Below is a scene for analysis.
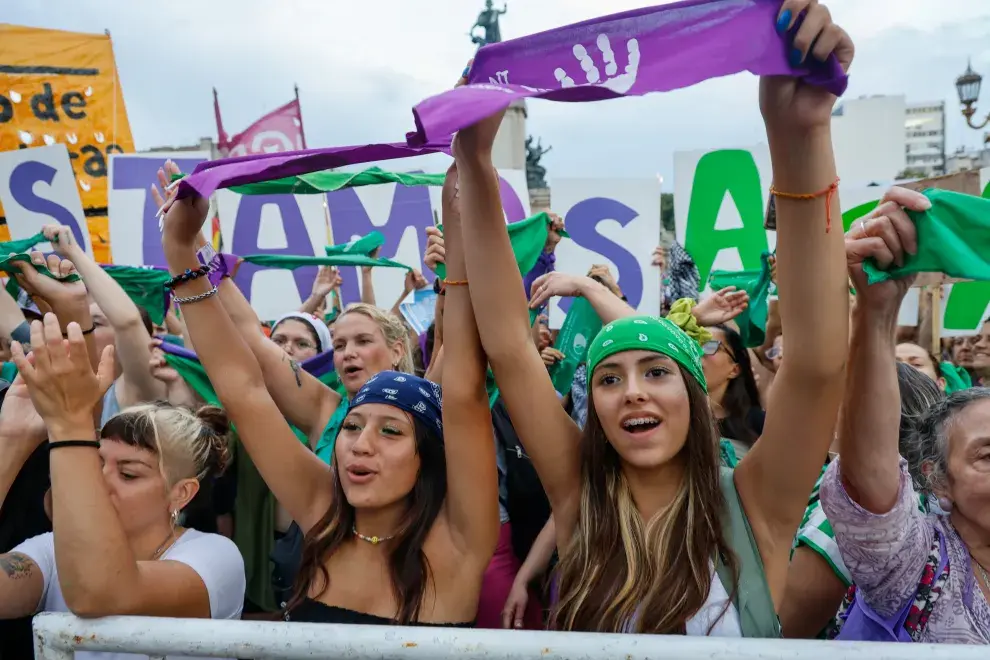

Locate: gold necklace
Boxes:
[352,526,394,545]
[151,529,179,560]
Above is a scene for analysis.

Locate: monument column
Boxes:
[491,99,527,172]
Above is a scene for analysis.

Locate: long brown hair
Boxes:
[551,365,738,634]
[285,419,447,622]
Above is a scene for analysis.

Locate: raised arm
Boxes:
[155,164,339,443]
[528,272,635,325]
[0,375,47,619]
[155,179,333,534]
[42,223,166,407]
[837,187,927,512]
[438,163,500,566]
[454,104,583,544]
[733,0,854,604]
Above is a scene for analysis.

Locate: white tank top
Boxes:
[624,562,742,636]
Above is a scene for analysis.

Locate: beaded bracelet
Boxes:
[166,265,210,290]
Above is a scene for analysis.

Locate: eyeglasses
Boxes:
[702,340,735,361]
[272,336,317,352]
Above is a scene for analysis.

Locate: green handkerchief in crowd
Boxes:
[102,266,172,325]
[435,212,566,281]
[324,231,385,257]
[0,232,45,254]
[241,253,410,271]
[863,189,990,285]
[230,167,445,195]
[707,252,772,348]
[548,297,602,395]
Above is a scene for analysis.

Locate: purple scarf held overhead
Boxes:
[175,140,452,201]
[407,0,848,145]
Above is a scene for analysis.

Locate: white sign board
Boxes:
[550,178,662,327]
[0,144,90,255]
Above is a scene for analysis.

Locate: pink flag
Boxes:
[215,89,307,157]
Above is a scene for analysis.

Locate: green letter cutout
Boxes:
[684,150,769,283]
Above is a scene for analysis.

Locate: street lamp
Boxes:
[956,60,990,137]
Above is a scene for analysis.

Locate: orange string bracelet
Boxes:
[443,279,469,286]
[769,177,840,233]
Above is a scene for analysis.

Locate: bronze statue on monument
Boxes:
[471,0,507,47]
[525,136,551,190]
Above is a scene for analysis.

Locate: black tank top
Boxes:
[289,600,474,627]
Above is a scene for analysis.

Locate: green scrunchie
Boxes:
[665,298,713,345]
[586,315,708,393]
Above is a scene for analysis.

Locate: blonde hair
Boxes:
[338,302,414,374]
[101,402,231,486]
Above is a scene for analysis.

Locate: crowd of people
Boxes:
[0,1,988,658]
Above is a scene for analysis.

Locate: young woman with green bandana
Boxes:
[453,0,854,636]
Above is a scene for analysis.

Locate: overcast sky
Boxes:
[7,0,990,187]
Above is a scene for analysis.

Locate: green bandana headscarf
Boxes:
[586,315,707,392]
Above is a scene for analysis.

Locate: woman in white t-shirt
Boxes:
[0,314,245,659]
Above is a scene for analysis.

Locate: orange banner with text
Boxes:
[0,24,135,262]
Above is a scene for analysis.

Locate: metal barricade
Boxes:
[32,612,986,660]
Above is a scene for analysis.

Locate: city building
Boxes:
[946,145,990,174]
[904,101,946,177]
[830,96,948,182]
[831,95,907,184]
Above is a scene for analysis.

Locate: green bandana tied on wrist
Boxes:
[586,315,708,393]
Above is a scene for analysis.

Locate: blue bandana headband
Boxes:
[351,371,443,436]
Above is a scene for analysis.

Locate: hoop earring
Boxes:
[170,509,180,528]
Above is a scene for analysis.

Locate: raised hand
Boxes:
[148,338,202,408]
[424,227,446,274]
[0,366,48,452]
[846,186,927,315]
[9,315,114,440]
[530,314,551,351]
[151,160,211,249]
[544,213,566,254]
[541,346,565,368]
[693,287,750,327]
[587,264,621,297]
[529,272,593,309]
[9,252,86,312]
[42,223,84,260]
[760,0,854,136]
[311,266,341,299]
[651,246,666,271]
[400,269,428,295]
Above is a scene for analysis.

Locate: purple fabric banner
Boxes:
[176,141,452,200]
[407,0,848,145]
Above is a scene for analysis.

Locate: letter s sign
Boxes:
[0,145,91,254]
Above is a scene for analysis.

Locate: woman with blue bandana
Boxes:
[453,0,853,637]
[156,145,500,626]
